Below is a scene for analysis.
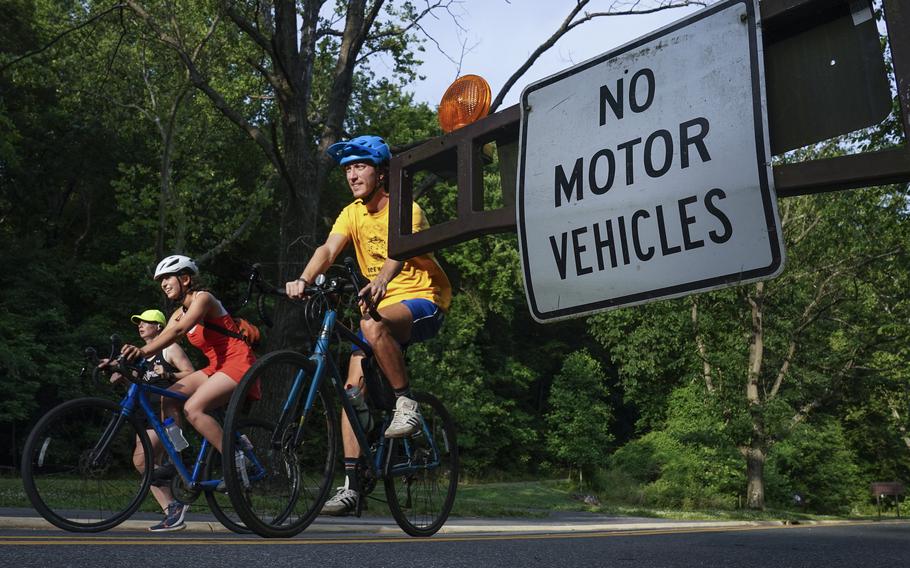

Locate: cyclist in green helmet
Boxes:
[101,308,194,530]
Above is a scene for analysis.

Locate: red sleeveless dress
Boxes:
[186,313,260,400]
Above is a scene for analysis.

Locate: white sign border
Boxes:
[516,0,783,323]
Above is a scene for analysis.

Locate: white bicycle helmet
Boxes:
[154,255,198,280]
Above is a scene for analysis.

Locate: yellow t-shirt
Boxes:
[330,200,452,311]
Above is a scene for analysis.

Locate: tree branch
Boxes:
[489,0,588,113]
[0,3,128,75]
[769,271,841,399]
[318,0,387,174]
[788,399,823,430]
[246,56,290,97]
[195,178,274,265]
[191,10,222,61]
[489,1,705,112]
[770,244,902,398]
[889,404,910,451]
[222,1,276,59]
[124,1,285,180]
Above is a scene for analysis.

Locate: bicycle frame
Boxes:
[279,300,442,483]
[99,379,265,491]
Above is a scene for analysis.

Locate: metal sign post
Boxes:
[517,0,784,323]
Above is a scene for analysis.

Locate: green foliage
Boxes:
[408,291,540,474]
[765,421,865,514]
[0,243,135,466]
[544,350,613,483]
[841,377,910,483]
[587,298,702,430]
[608,384,743,509]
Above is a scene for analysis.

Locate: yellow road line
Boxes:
[0,520,898,546]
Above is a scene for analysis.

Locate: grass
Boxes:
[0,476,224,515]
[0,475,898,522]
[452,480,580,518]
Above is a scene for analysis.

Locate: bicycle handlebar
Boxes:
[84,335,148,386]
[243,258,381,321]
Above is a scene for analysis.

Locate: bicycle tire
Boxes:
[222,350,338,538]
[384,392,459,537]
[21,397,153,532]
[204,417,275,534]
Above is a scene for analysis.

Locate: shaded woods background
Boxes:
[2,1,909,513]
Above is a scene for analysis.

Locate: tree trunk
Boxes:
[744,282,767,510]
[743,444,766,509]
[265,110,322,351]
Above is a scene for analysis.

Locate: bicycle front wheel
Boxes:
[223,350,338,538]
[21,397,152,532]
[384,392,459,537]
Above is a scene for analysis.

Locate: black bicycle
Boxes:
[20,340,269,533]
[220,261,459,538]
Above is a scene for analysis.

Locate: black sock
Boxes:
[344,458,361,493]
[393,385,412,399]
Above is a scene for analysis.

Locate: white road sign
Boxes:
[517,0,784,323]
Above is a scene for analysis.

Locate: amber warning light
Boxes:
[438,74,492,133]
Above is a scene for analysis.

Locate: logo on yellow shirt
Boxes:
[367,235,385,262]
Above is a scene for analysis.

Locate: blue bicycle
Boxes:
[220,261,459,538]
[21,340,271,533]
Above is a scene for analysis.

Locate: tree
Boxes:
[590,172,910,509]
[545,349,614,486]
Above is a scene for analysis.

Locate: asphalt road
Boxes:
[1,521,907,568]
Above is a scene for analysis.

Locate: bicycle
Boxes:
[220,260,459,538]
[20,339,270,533]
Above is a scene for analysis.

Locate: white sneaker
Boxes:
[384,396,422,438]
[321,485,359,516]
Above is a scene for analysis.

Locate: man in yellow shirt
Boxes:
[285,134,451,515]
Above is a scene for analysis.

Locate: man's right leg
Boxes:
[322,352,367,516]
[358,303,423,438]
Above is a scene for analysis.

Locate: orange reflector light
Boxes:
[438,74,492,133]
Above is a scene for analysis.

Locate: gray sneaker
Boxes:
[384,396,422,438]
[321,486,360,516]
[149,501,188,532]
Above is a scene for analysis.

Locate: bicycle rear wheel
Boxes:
[223,350,338,538]
[384,392,459,537]
[204,417,275,534]
[21,397,152,532]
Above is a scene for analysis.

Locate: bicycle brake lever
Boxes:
[356,295,382,322]
[345,257,381,321]
[109,334,121,359]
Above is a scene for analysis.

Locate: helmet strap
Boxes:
[173,275,192,304]
[362,169,388,205]
[363,185,380,205]
[362,181,381,206]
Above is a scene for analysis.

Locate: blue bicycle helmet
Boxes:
[326,135,391,166]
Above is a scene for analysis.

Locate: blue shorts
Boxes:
[352,298,445,352]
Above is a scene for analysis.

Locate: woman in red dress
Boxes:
[122,255,259,457]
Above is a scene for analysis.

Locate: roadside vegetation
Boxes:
[1,473,901,522]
